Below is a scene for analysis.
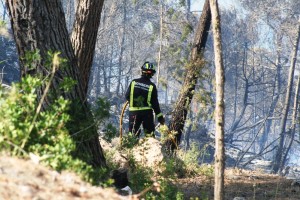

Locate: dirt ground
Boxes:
[176,168,300,200]
[0,155,122,200]
[1,155,299,200]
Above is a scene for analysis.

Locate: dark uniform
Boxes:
[125,62,164,137]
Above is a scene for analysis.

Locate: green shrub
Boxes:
[0,52,109,184]
[101,123,118,142]
[125,154,183,200]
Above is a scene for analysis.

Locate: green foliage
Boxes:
[92,97,110,121]
[179,0,186,7]
[145,178,184,200]
[153,0,159,5]
[67,97,110,142]
[0,20,5,27]
[157,125,178,146]
[121,132,139,149]
[45,51,67,70]
[167,8,175,17]
[198,164,214,178]
[123,153,183,200]
[59,77,77,92]
[0,74,99,181]
[160,143,213,179]
[0,51,109,185]
[179,143,214,177]
[161,156,188,178]
[129,163,154,192]
[102,123,117,142]
[0,76,68,160]
[23,50,41,71]
[181,23,193,42]
[0,20,9,38]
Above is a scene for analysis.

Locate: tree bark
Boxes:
[115,0,126,96]
[6,0,84,102]
[273,19,300,173]
[71,0,104,96]
[156,2,164,87]
[209,0,225,199]
[281,64,300,169]
[168,0,211,149]
[6,0,106,167]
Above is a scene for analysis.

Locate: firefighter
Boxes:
[125,61,165,137]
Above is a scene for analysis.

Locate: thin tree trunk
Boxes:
[209,0,225,199]
[168,0,211,149]
[273,19,300,173]
[281,69,300,170]
[156,2,163,87]
[116,0,127,96]
[260,35,283,152]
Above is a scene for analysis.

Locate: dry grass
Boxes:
[176,167,300,200]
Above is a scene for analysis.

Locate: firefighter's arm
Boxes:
[152,85,165,124]
[125,82,131,101]
[157,113,165,125]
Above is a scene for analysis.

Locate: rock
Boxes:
[131,137,164,168]
[99,137,128,168]
[233,197,246,200]
[120,186,132,195]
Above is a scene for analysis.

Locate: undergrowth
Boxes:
[0,52,111,185]
[103,134,214,199]
[1,50,214,198]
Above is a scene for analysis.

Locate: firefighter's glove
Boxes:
[158,115,165,125]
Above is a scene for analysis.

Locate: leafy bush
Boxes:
[0,52,107,183]
[101,123,118,143]
[125,154,183,200]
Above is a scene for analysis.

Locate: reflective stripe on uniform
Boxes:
[147,85,153,106]
[130,81,136,108]
[129,107,152,111]
[156,113,163,117]
[129,81,153,111]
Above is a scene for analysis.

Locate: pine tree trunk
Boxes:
[6,0,106,167]
[273,19,300,173]
[209,0,225,199]
[168,0,211,149]
[71,0,105,95]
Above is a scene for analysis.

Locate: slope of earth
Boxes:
[1,150,300,200]
[176,168,300,200]
[0,155,122,200]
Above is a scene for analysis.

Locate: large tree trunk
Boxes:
[6,0,106,167]
[168,0,211,149]
[209,0,225,199]
[273,20,300,173]
[71,0,104,96]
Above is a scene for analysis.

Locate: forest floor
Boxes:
[176,167,300,200]
[1,154,300,200]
